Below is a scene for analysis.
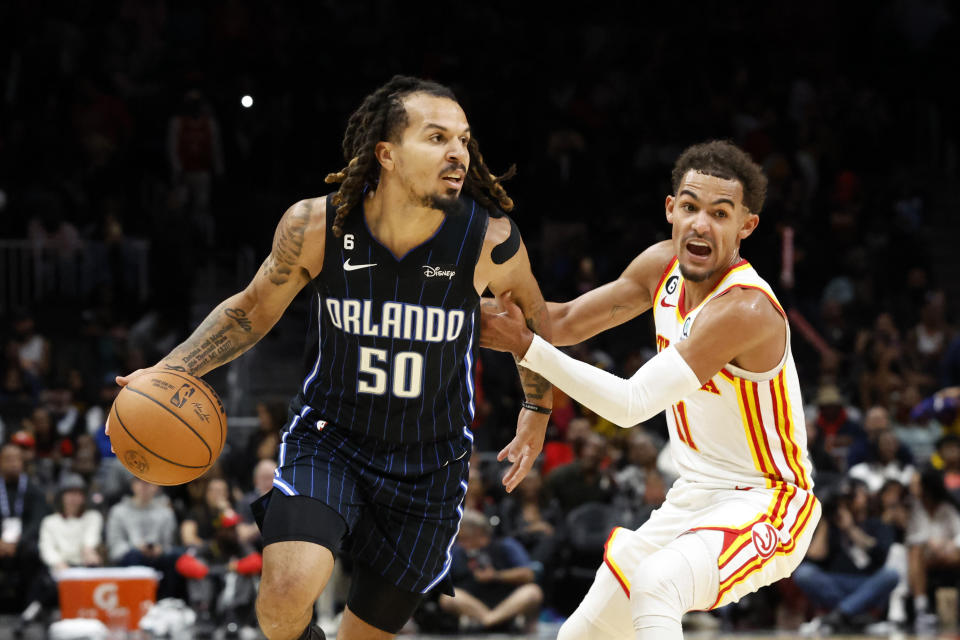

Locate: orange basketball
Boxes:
[108,370,227,486]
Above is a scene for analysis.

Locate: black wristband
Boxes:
[521,401,552,415]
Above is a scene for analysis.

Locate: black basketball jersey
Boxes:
[291,193,491,443]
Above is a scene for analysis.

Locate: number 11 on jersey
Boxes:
[357,346,424,399]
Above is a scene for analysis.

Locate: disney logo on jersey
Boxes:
[422,265,457,280]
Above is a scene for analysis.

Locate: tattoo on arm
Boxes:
[517,299,553,404]
[162,364,187,372]
[262,201,311,286]
[225,308,253,332]
[161,304,264,376]
[480,298,501,313]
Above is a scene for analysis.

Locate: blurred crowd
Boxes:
[2,0,959,637]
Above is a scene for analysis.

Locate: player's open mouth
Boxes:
[686,239,712,258]
[441,172,463,189]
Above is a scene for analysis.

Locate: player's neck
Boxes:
[364,188,445,257]
[682,251,742,309]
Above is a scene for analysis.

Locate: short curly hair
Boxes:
[671,140,768,214]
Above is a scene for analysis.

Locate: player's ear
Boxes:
[375,142,395,171]
[738,211,759,240]
[665,195,675,225]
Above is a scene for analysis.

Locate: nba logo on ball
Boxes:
[751,522,779,559]
[170,384,196,408]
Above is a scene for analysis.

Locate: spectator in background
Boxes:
[9,311,50,380]
[106,476,180,599]
[25,473,103,623]
[795,481,900,634]
[937,435,960,505]
[847,406,913,468]
[236,458,276,547]
[848,430,916,494]
[498,469,560,566]
[0,442,50,615]
[38,473,102,571]
[810,384,863,471]
[440,509,543,633]
[544,431,614,513]
[227,400,283,489]
[464,465,498,524]
[856,313,907,415]
[0,359,39,433]
[906,292,952,383]
[174,508,262,633]
[906,469,960,631]
[614,430,668,515]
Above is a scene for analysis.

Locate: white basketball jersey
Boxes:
[652,257,813,492]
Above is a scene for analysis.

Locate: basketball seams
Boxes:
[112,403,210,471]
[121,386,214,465]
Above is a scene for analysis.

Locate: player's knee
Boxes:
[557,612,596,640]
[256,578,316,636]
[629,549,695,620]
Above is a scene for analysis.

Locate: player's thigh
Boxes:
[353,446,470,594]
[260,540,335,609]
[558,563,634,640]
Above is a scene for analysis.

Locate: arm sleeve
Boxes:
[519,336,702,427]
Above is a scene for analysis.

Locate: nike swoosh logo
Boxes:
[343,258,377,271]
[660,298,676,308]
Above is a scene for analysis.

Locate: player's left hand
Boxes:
[498,409,548,493]
[479,292,534,358]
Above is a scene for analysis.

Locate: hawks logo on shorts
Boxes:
[750,522,779,559]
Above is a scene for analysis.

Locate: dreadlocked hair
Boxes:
[324,75,515,236]
[464,137,515,215]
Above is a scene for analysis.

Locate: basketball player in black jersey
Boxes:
[113,76,552,640]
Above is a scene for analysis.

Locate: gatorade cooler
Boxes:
[56,566,159,629]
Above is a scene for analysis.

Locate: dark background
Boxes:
[2,0,960,630]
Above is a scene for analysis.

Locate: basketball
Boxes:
[108,370,227,486]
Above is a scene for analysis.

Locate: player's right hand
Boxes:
[109,366,165,439]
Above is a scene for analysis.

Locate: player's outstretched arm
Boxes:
[476,216,552,493]
[117,198,326,385]
[482,287,784,427]
[485,240,672,347]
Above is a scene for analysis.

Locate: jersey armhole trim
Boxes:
[652,256,679,304]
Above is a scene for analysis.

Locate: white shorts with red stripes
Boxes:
[603,479,820,611]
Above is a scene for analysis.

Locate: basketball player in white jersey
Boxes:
[481,140,821,639]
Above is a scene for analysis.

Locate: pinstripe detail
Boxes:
[464,314,476,420]
[301,293,324,395]
[422,479,469,593]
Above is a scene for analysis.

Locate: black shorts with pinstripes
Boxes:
[268,413,472,595]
